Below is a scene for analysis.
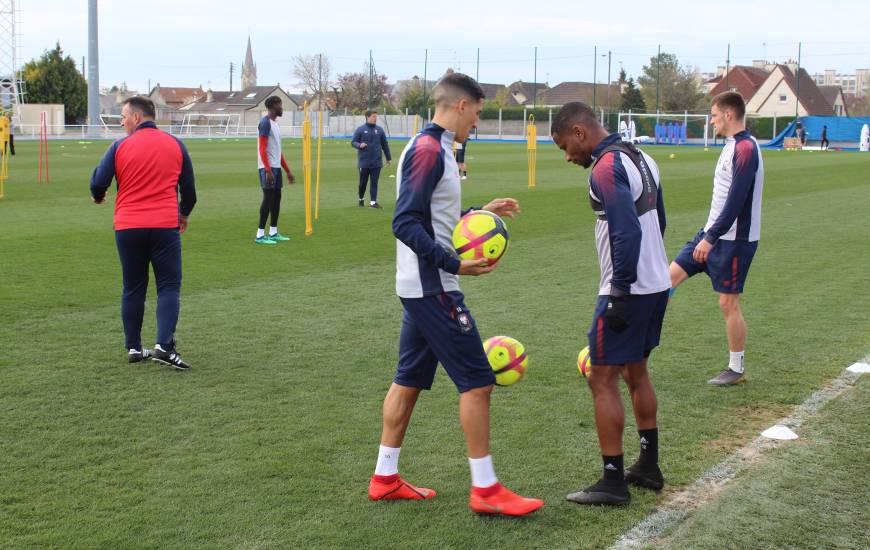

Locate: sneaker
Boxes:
[128,348,152,363]
[358,199,365,207]
[368,474,436,501]
[707,368,746,386]
[255,236,277,245]
[469,483,544,516]
[369,202,383,209]
[566,478,630,506]
[625,461,664,491]
[151,344,190,370]
[461,175,468,180]
[268,232,291,241]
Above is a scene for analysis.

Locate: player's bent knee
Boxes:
[718,293,740,314]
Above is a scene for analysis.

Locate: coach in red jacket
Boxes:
[90,96,197,370]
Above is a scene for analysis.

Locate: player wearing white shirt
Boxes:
[671,91,764,386]
[369,72,543,517]
[551,102,670,507]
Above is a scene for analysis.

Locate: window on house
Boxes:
[216,107,225,111]
[779,94,787,103]
[729,86,738,92]
[245,93,257,98]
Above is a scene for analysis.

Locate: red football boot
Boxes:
[368,474,436,501]
[469,483,544,516]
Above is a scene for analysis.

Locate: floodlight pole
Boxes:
[475,47,479,82]
[606,50,611,114]
[532,46,538,108]
[87,0,100,135]
[422,49,428,116]
[795,42,801,118]
[725,43,730,89]
[593,46,597,110]
[655,44,661,114]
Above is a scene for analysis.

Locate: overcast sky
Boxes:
[21,0,870,93]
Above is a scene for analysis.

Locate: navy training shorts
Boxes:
[674,229,758,294]
[587,290,669,366]
[395,291,495,393]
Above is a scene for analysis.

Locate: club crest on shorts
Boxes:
[456,309,473,333]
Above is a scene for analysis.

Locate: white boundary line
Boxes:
[610,354,869,550]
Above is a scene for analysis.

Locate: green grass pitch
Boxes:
[1,137,868,548]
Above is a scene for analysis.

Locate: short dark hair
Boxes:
[550,102,601,136]
[265,96,282,109]
[711,91,745,119]
[365,109,377,118]
[123,96,156,119]
[432,72,485,105]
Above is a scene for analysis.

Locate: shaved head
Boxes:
[432,72,485,107]
[551,102,601,137]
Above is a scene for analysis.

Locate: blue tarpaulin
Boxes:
[765,116,870,148]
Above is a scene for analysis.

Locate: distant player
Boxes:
[255,96,295,245]
[551,102,669,506]
[454,138,469,179]
[820,125,829,151]
[670,91,764,386]
[368,72,543,516]
[351,110,391,208]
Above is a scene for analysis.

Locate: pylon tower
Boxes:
[0,0,24,122]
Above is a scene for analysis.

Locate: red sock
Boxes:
[471,482,502,497]
[373,473,399,484]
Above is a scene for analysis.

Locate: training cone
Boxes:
[761,425,798,440]
[846,362,870,374]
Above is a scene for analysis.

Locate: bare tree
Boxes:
[292,54,331,103]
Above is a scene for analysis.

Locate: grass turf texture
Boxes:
[1,139,868,548]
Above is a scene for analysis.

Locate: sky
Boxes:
[19,0,870,94]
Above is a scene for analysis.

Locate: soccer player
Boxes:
[551,102,670,506]
[820,125,829,151]
[454,138,469,179]
[368,72,543,516]
[670,91,764,386]
[90,96,196,369]
[351,110,391,208]
[255,96,295,245]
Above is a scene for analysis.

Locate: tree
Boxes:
[637,52,705,113]
[334,70,389,112]
[292,54,331,105]
[400,86,434,116]
[620,77,646,112]
[21,43,87,123]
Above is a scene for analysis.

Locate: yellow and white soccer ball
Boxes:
[483,336,528,386]
[577,346,592,378]
[452,210,509,266]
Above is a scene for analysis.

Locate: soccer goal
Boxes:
[177,113,242,137]
[617,112,710,147]
[99,114,124,136]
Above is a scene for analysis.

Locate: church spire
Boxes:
[242,36,257,89]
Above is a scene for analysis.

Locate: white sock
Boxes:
[469,455,498,488]
[729,351,745,373]
[269,226,278,236]
[374,445,401,476]
[256,228,265,238]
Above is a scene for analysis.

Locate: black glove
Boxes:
[605,295,629,333]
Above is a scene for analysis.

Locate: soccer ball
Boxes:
[577,346,592,378]
[483,336,528,386]
[452,210,509,266]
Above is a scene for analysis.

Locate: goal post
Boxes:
[618,111,710,147]
[177,113,242,137]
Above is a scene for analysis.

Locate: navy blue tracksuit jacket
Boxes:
[351,123,391,168]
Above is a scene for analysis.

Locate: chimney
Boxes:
[206,89,214,102]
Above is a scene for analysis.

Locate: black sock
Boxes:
[638,428,659,466]
[602,454,624,482]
